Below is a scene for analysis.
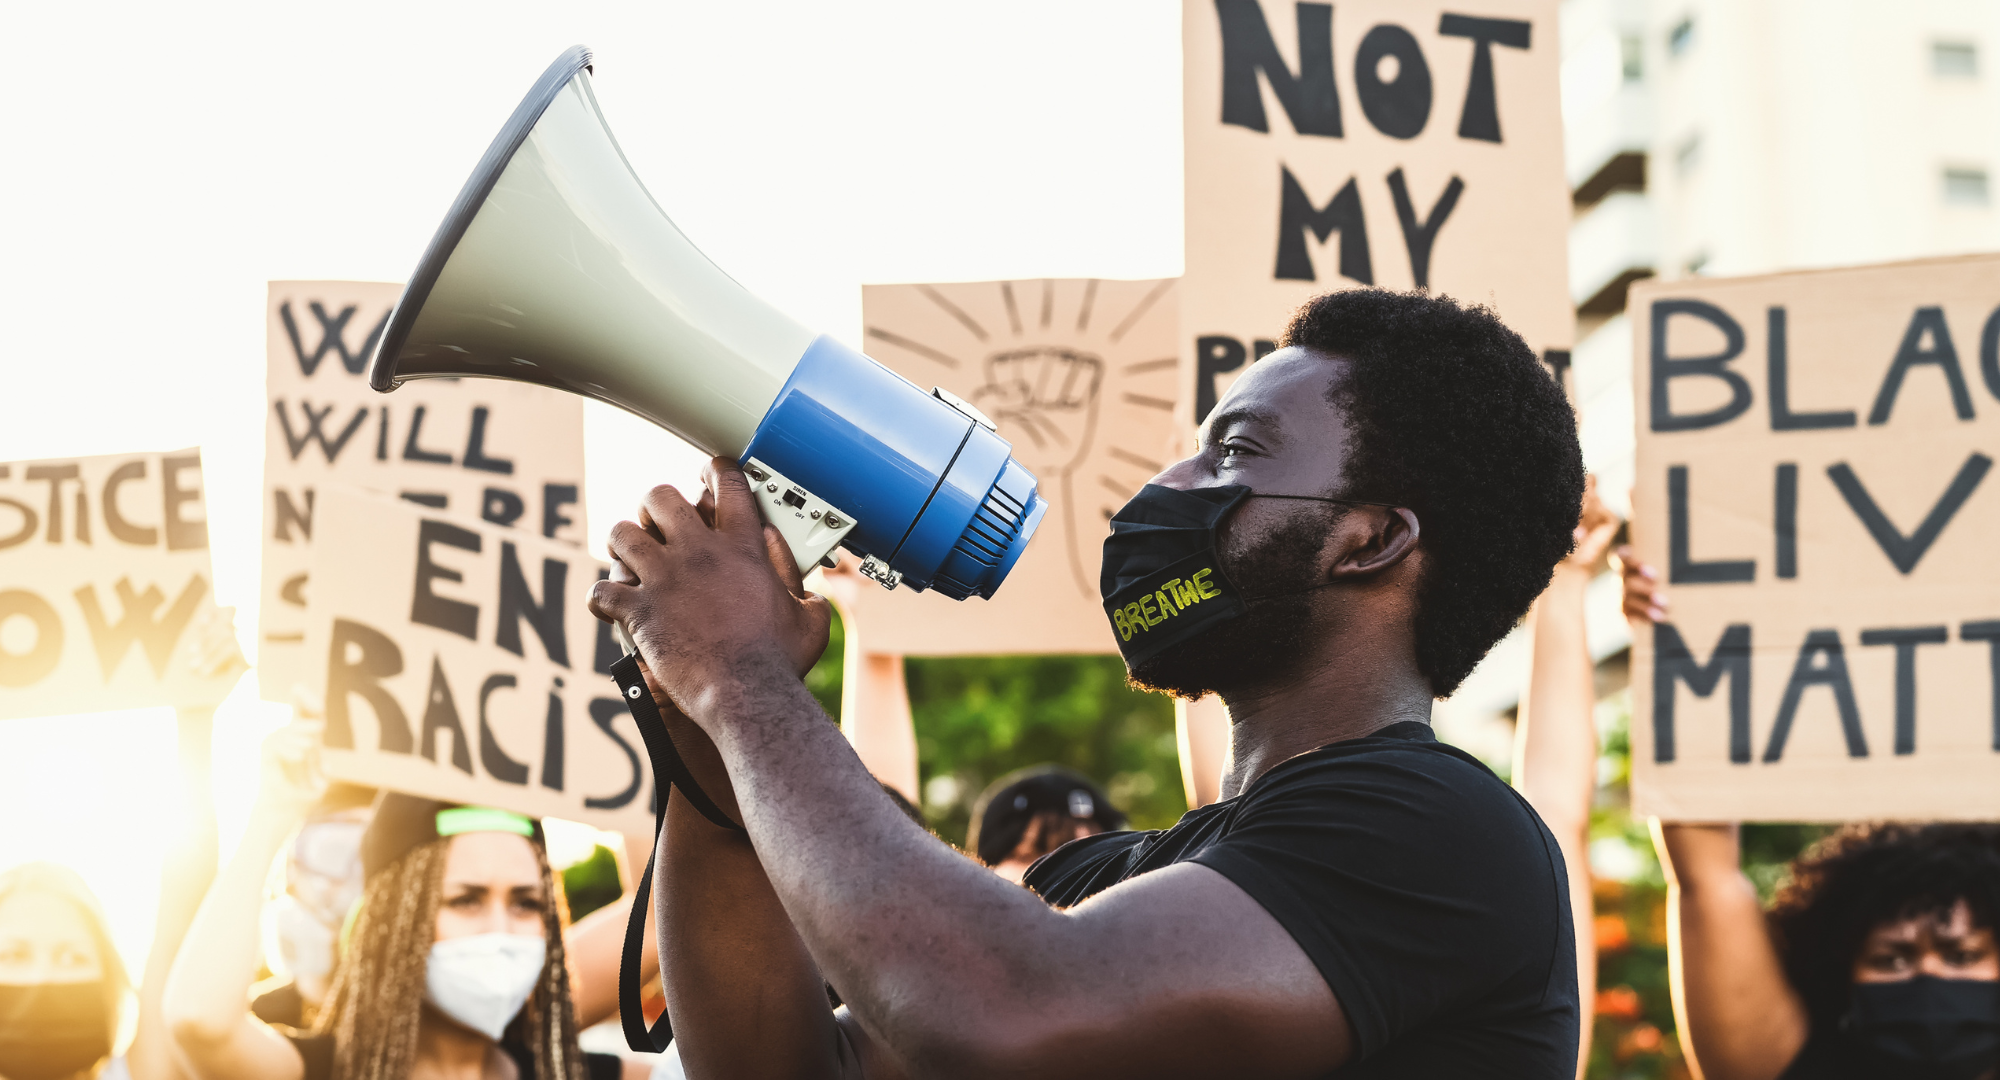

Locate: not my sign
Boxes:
[1629,256,2000,821]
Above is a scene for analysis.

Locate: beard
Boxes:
[1126,502,1341,700]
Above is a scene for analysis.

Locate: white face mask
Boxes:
[263,895,336,985]
[422,933,547,1041]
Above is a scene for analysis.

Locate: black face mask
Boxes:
[0,982,112,1080]
[1100,485,1253,667]
[1100,484,1389,668]
[1844,976,2000,1080]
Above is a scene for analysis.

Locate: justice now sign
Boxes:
[0,450,241,719]
[1181,0,1571,427]
[305,487,651,833]
[1629,256,2000,821]
[260,281,586,704]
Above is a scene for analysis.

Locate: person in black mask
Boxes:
[1623,559,2000,1080]
[588,288,1586,1077]
[0,863,127,1080]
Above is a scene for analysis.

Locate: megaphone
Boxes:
[367,46,1046,600]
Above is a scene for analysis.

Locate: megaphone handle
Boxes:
[608,651,746,1052]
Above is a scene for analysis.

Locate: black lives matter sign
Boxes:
[1180,0,1571,425]
[1630,256,2000,820]
[260,282,586,703]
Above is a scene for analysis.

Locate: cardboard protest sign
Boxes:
[842,279,1180,655]
[1628,255,2000,820]
[1181,0,1571,426]
[305,486,651,833]
[261,282,587,703]
[0,450,241,718]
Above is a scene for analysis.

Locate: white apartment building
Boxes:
[1436,0,2000,762]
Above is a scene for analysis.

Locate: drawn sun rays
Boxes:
[863,278,1179,599]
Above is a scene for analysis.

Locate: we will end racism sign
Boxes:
[305,488,651,834]
[260,282,586,704]
[1630,255,2000,821]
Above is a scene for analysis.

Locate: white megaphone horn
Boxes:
[367,46,1046,599]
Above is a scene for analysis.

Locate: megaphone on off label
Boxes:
[368,46,1047,600]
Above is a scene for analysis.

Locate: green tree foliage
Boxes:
[560,843,624,921]
[804,610,1187,848]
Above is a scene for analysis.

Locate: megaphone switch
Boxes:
[366,47,1047,600]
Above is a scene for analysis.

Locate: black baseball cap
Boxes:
[359,791,544,880]
[967,765,1126,867]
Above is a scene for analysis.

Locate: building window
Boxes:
[1668,18,1695,58]
[1944,167,1991,206]
[1621,34,1645,81]
[1675,133,1703,177]
[1933,41,1979,78]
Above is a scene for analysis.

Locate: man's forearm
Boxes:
[650,696,851,1080]
[699,676,1076,1074]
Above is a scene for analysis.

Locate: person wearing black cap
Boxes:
[594,290,1583,1077]
[966,767,1126,884]
[164,722,637,1080]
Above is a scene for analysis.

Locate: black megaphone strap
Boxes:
[608,652,745,1053]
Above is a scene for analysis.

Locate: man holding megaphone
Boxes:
[373,47,1584,1078]
[589,289,1586,1079]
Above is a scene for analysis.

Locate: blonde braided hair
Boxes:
[315,835,584,1080]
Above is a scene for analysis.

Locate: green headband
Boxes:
[435,806,536,839]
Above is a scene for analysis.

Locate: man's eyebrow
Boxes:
[1203,406,1286,445]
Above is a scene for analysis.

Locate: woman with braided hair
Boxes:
[165,722,639,1080]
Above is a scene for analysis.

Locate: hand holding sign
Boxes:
[257,718,330,823]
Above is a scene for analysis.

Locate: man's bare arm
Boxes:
[591,464,1351,1080]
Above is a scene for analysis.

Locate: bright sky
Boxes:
[0,0,1183,979]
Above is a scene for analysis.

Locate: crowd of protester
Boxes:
[7,288,1999,1080]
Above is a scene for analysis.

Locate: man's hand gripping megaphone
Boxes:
[589,457,834,752]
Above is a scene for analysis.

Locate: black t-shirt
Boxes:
[1023,720,1578,1078]
[286,1032,623,1080]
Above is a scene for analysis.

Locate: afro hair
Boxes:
[1280,289,1583,697]
[1769,822,2000,1028]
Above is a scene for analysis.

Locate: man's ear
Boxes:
[1328,507,1421,580]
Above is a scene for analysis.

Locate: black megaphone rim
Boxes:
[366,45,595,393]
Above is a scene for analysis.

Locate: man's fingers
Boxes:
[701,456,763,548]
[639,484,705,543]
[762,524,807,595]
[588,578,638,623]
[604,520,670,582]
[695,485,718,529]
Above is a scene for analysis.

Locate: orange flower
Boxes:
[1594,913,1632,952]
[1595,985,1642,1021]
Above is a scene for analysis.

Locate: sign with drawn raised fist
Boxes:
[843,278,1180,654]
[260,282,587,704]
[1181,0,1571,426]
[1629,255,2000,820]
[0,450,243,719]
